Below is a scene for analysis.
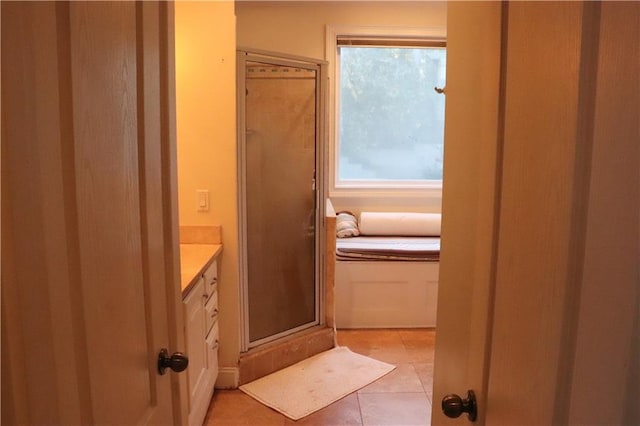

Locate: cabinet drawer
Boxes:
[205,320,220,380]
[206,319,219,350]
[204,290,218,334]
[203,261,218,300]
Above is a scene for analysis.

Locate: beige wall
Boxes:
[237,1,447,213]
[175,1,240,381]
[236,1,447,60]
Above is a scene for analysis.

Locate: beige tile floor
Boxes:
[204,328,436,426]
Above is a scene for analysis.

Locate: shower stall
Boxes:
[237,49,327,350]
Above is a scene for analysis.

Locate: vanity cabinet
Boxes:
[183,258,219,426]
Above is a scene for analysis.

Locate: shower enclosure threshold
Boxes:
[238,326,335,385]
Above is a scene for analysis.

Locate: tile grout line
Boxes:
[355,392,365,426]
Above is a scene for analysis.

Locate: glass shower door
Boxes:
[238,52,323,347]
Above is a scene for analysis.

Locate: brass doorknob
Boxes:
[442,390,477,421]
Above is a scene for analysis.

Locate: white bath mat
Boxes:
[239,346,395,420]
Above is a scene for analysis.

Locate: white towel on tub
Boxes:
[358,212,441,236]
[336,211,360,238]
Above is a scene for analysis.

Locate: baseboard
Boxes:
[215,367,239,389]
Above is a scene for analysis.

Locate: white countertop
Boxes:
[180,243,222,294]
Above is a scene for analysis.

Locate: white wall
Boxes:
[237,1,447,213]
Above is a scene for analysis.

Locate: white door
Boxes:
[433,2,639,425]
[1,2,186,425]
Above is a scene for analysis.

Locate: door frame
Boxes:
[236,48,328,351]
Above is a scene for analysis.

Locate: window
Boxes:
[333,35,446,191]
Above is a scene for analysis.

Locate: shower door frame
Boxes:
[237,48,328,351]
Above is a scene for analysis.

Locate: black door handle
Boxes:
[442,389,477,422]
[157,348,189,375]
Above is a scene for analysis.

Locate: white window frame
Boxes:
[326,25,447,205]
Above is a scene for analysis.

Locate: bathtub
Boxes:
[325,199,440,329]
[334,258,439,329]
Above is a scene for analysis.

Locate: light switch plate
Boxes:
[197,190,209,212]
